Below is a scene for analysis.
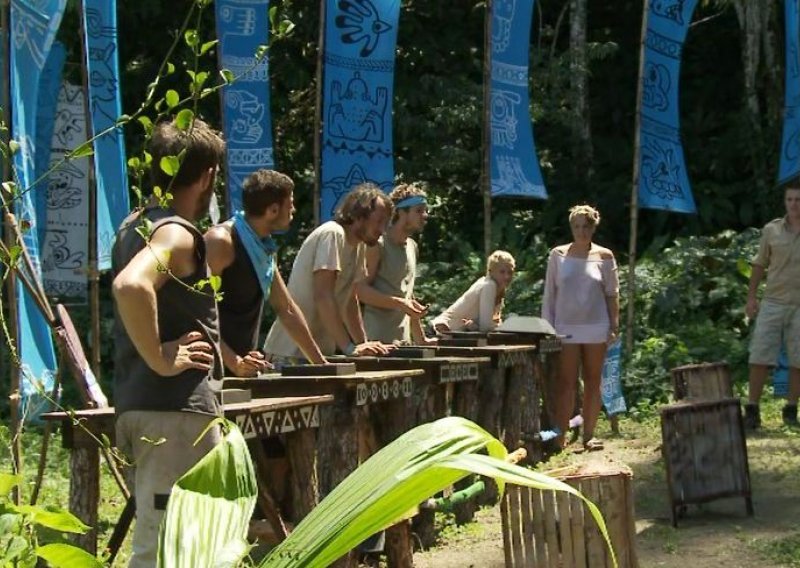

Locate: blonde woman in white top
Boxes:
[432,250,515,333]
[542,205,619,451]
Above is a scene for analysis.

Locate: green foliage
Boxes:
[621,229,760,405]
[0,473,102,568]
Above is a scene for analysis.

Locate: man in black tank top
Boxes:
[205,169,327,376]
[112,117,225,567]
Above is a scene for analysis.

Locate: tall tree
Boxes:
[569,0,593,180]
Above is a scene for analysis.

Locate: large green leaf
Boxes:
[157,422,257,568]
[261,417,616,567]
[12,505,89,534]
[36,543,104,568]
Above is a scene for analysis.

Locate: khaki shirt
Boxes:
[264,221,366,358]
[753,217,800,306]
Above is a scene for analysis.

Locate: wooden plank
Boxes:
[280,363,357,376]
[248,440,289,541]
[501,491,515,567]
[556,489,575,568]
[570,482,587,568]
[542,490,560,568]
[508,485,524,567]
[385,521,413,568]
[520,486,536,568]
[530,487,547,567]
[584,477,606,568]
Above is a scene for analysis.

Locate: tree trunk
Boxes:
[569,0,593,180]
[732,0,768,189]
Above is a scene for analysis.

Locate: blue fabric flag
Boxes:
[34,41,65,247]
[82,0,130,270]
[489,0,546,198]
[637,0,698,213]
[319,0,400,222]
[10,0,66,421]
[601,337,627,415]
[779,0,800,185]
[215,0,275,213]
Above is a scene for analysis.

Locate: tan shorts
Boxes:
[749,300,800,367]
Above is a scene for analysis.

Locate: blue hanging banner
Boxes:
[637,0,698,213]
[9,0,67,421]
[319,0,400,222]
[215,0,275,213]
[489,0,546,198]
[601,337,627,415]
[34,41,65,247]
[779,0,800,185]
[82,0,130,270]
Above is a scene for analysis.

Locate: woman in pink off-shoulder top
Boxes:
[542,205,620,451]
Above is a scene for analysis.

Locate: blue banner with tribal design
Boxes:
[489,0,546,199]
[215,0,275,213]
[34,41,65,247]
[637,0,698,213]
[319,0,400,222]
[82,0,130,270]
[779,0,800,184]
[10,0,66,421]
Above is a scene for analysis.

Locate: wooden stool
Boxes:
[501,464,638,567]
[670,362,732,401]
[660,398,753,527]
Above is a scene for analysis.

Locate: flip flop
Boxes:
[583,438,604,452]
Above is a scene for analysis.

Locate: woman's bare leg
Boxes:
[555,344,581,447]
[581,342,608,442]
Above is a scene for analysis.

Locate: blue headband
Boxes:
[395,195,427,209]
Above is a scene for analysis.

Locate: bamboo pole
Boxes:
[2,0,23,505]
[76,0,101,379]
[313,0,326,227]
[627,0,650,356]
[482,0,494,260]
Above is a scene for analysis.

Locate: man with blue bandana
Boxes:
[358,183,436,344]
[205,169,327,376]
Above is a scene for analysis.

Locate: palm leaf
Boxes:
[157,421,258,568]
[261,416,616,567]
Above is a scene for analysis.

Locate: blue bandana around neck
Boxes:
[232,211,277,297]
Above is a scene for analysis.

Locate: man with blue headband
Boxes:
[358,182,436,344]
[205,169,327,376]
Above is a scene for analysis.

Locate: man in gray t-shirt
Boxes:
[264,184,393,359]
[358,183,435,344]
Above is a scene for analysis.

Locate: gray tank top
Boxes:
[112,207,222,416]
[362,235,417,343]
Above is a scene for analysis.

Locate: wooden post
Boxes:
[317,401,360,568]
[2,0,22,505]
[313,0,326,227]
[482,0,493,260]
[76,0,102,380]
[285,428,319,521]
[627,0,650,356]
[70,445,100,554]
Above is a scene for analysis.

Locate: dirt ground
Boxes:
[413,399,800,568]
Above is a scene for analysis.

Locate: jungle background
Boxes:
[0,0,788,412]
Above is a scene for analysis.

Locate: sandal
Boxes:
[583,438,604,452]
